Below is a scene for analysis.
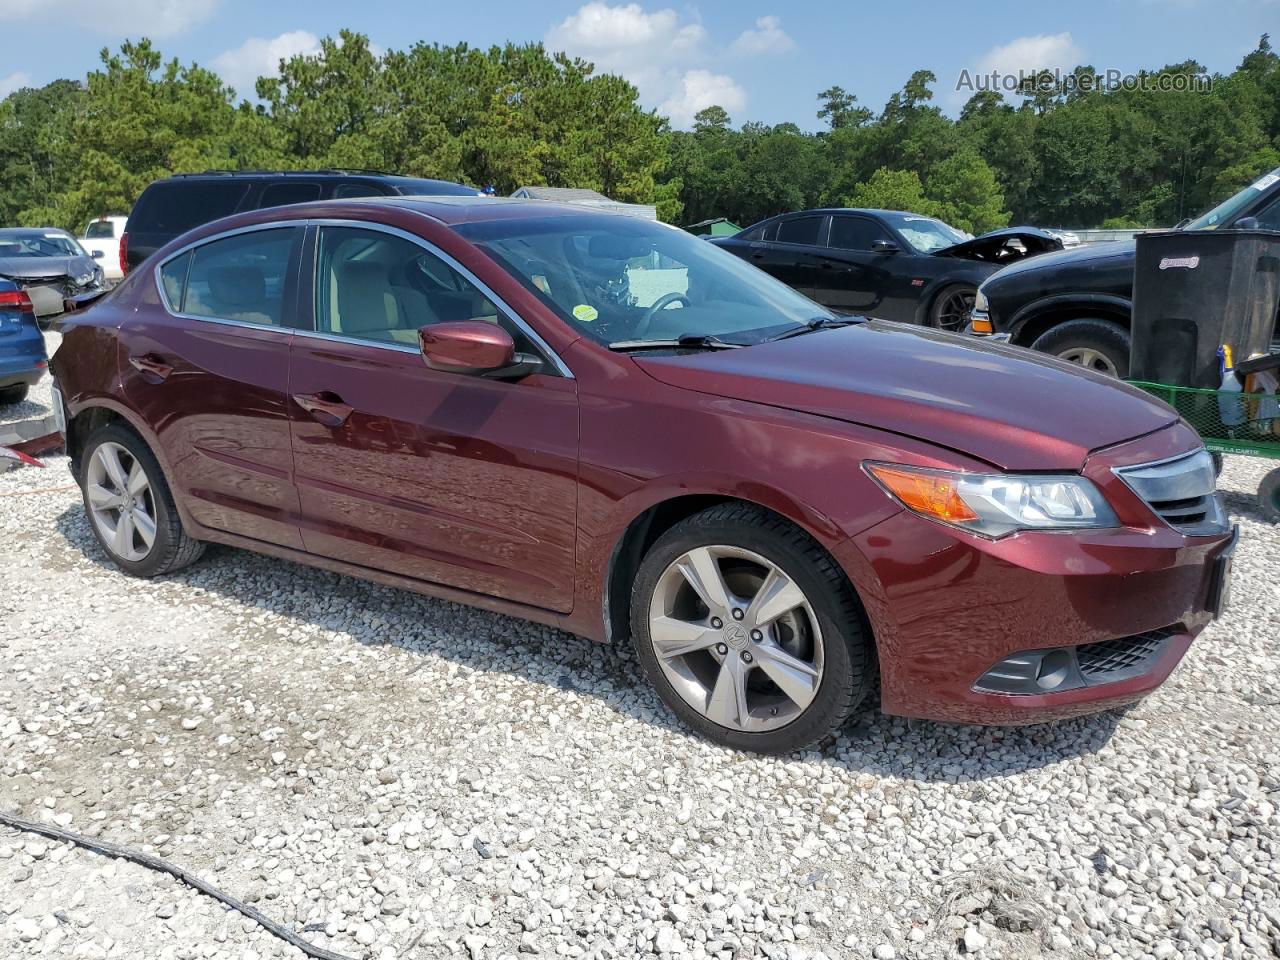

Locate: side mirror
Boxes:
[419,321,543,380]
[870,240,899,253]
[90,250,104,259]
[1235,216,1261,230]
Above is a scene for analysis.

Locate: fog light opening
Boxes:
[1035,649,1073,691]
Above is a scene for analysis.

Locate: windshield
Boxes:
[454,214,832,345]
[0,234,84,258]
[85,220,116,239]
[1185,167,1280,230]
[881,213,968,253]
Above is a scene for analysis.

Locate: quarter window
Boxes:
[159,252,190,310]
[829,216,891,251]
[776,216,825,246]
[181,228,298,327]
[315,227,513,348]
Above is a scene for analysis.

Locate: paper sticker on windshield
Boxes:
[572,304,599,323]
[1251,173,1278,192]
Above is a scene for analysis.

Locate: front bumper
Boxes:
[837,424,1235,725]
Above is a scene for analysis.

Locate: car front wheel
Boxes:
[79,423,205,577]
[630,503,873,754]
[1030,317,1130,378]
[928,284,976,333]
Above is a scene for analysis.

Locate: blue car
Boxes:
[0,277,47,405]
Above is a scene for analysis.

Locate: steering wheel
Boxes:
[635,292,692,338]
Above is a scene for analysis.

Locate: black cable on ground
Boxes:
[0,811,357,960]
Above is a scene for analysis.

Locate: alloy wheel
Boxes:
[1057,346,1119,376]
[646,545,824,733]
[934,289,975,333]
[86,441,157,562]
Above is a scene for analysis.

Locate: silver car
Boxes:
[0,228,105,322]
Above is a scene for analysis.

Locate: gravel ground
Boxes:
[2,331,1279,960]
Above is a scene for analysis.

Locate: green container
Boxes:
[1128,380,1280,460]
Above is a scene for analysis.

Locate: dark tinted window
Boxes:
[130,181,249,234]
[1254,196,1280,231]
[159,252,190,310]
[738,224,765,241]
[829,216,891,251]
[259,182,322,208]
[184,228,298,327]
[332,182,390,199]
[85,220,116,239]
[777,216,824,246]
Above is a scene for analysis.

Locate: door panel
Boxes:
[123,227,304,547]
[289,341,579,612]
[818,216,902,319]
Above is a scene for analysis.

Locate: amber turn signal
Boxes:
[866,464,979,524]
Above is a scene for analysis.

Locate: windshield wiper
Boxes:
[608,334,744,352]
[764,315,866,342]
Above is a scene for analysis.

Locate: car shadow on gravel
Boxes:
[55,504,1132,783]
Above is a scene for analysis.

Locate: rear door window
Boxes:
[181,228,299,327]
[259,182,322,209]
[776,216,826,246]
[130,182,249,234]
[332,182,390,199]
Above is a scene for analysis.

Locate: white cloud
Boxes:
[214,30,321,99]
[0,0,216,36]
[658,69,746,127]
[976,32,1084,77]
[547,2,756,128]
[0,71,31,98]
[730,15,794,56]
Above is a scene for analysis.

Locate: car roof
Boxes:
[156,170,477,191]
[0,227,72,238]
[215,195,637,228]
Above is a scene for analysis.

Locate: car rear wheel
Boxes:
[79,423,204,577]
[1030,318,1130,378]
[630,503,872,754]
[0,384,28,405]
[928,284,976,333]
[1259,467,1280,524]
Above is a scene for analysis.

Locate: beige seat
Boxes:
[188,265,276,326]
[333,260,437,345]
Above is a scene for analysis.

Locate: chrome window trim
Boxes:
[153,217,574,378]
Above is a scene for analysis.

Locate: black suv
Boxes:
[123,171,481,272]
[971,166,1280,376]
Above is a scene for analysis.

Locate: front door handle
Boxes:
[129,353,173,383]
[293,391,353,428]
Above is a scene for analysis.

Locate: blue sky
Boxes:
[0,0,1275,129]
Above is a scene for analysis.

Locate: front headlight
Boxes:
[972,288,989,313]
[865,462,1118,538]
[74,271,94,287]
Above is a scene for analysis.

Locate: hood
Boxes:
[0,256,95,280]
[635,320,1177,471]
[985,238,1136,283]
[932,226,1063,263]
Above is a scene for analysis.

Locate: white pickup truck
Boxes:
[80,215,128,283]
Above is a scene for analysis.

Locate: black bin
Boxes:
[1130,229,1280,387]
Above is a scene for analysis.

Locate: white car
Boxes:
[80,215,128,282]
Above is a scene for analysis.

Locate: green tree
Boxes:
[926,150,1009,233]
[816,85,870,130]
[845,167,938,215]
[0,79,82,227]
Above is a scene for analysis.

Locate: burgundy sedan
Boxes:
[51,197,1236,753]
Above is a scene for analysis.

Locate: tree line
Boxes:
[2,31,1278,236]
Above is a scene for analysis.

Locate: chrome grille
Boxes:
[1076,628,1174,684]
[1114,449,1226,536]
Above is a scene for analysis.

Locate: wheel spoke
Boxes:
[754,642,821,709]
[112,510,135,557]
[676,547,731,611]
[705,659,749,728]
[132,508,157,549]
[650,616,719,660]
[127,462,149,496]
[746,568,807,627]
[87,483,124,511]
[98,444,128,492]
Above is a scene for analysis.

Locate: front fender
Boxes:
[1008,293,1132,340]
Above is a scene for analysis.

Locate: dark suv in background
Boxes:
[122,171,481,273]
[970,166,1280,377]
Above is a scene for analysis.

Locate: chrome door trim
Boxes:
[153,217,574,378]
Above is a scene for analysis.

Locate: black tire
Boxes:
[1259,467,1280,524]
[0,384,29,405]
[1211,452,1224,478]
[1030,318,1130,378]
[928,284,976,333]
[630,503,873,754]
[78,422,205,577]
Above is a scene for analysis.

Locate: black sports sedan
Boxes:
[711,209,1061,330]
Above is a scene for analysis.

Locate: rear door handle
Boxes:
[293,391,353,428]
[128,353,173,383]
